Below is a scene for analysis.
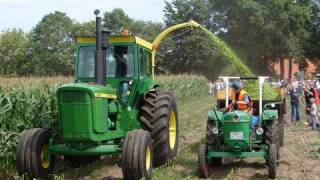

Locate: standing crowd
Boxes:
[288,79,320,130]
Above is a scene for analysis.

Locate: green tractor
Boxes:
[198,76,284,179]
[16,10,178,179]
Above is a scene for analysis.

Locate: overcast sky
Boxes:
[0,0,169,32]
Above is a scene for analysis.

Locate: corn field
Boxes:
[0,75,209,176]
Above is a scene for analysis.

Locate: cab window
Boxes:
[77,45,134,78]
[139,48,152,76]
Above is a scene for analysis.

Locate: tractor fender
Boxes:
[262,110,279,121]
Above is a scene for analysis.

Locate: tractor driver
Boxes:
[228,81,252,112]
[114,46,128,77]
[227,82,260,128]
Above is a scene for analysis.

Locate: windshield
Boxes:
[77,45,134,78]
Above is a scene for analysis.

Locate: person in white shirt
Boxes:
[307,98,318,130]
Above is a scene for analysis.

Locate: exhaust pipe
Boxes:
[94,9,110,85]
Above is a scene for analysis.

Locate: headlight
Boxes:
[256,127,264,135]
[233,114,240,121]
[211,127,219,135]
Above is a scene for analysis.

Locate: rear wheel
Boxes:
[122,130,153,180]
[279,120,284,147]
[140,90,179,167]
[279,104,285,147]
[268,144,277,179]
[265,119,280,161]
[198,144,210,178]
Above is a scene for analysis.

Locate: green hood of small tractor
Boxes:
[223,111,250,122]
[57,83,117,98]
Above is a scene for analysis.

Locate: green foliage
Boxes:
[103,8,163,42]
[103,8,133,35]
[27,11,74,75]
[163,0,315,77]
[73,21,96,37]
[0,29,27,75]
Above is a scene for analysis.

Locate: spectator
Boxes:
[304,85,314,121]
[307,98,318,130]
[310,87,320,111]
[289,84,302,122]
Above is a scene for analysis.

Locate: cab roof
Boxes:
[75,35,152,50]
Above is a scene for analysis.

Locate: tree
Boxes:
[103,8,133,35]
[28,11,74,75]
[304,0,320,62]
[0,29,27,75]
[163,0,313,79]
[73,20,96,37]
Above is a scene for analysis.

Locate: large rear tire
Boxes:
[265,119,280,164]
[198,144,209,178]
[140,90,178,167]
[268,144,277,179]
[122,130,153,180]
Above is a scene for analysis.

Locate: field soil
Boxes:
[60,98,320,180]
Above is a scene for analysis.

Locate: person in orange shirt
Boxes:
[228,81,252,112]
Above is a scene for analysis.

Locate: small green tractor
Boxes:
[198,76,285,179]
[16,10,178,179]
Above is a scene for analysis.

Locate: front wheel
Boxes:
[122,130,153,180]
[16,128,55,178]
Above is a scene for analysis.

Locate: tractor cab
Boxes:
[74,35,154,106]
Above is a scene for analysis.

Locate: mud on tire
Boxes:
[140,90,179,167]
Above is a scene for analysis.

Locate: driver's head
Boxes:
[231,82,242,93]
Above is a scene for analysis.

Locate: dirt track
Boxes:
[61,101,320,180]
[222,121,320,180]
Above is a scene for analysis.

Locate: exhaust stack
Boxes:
[94,9,110,85]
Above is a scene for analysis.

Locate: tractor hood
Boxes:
[223,111,250,122]
[56,83,117,142]
[57,83,117,99]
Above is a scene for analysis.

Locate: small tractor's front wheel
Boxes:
[198,144,210,178]
[16,128,55,178]
[140,90,179,167]
[122,130,153,180]
[268,144,277,179]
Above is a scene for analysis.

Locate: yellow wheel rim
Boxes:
[169,111,176,150]
[40,144,50,169]
[145,146,151,171]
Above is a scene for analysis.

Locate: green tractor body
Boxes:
[16,11,178,179]
[50,36,154,155]
[199,77,285,179]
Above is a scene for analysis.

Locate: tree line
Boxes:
[0,0,319,79]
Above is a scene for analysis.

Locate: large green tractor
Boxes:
[198,76,284,179]
[16,10,178,179]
